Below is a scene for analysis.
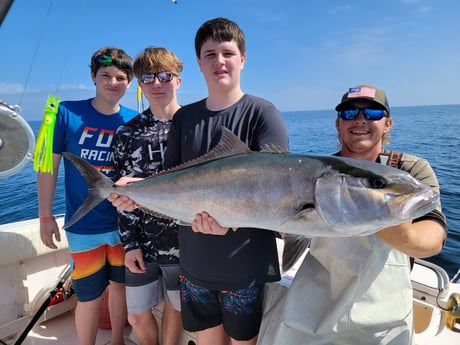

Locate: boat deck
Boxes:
[17,302,196,345]
[20,310,132,345]
[1,220,458,345]
[18,283,459,345]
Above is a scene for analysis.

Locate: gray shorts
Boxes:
[125,262,181,313]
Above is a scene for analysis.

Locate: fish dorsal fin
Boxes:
[158,127,252,175]
[198,127,252,161]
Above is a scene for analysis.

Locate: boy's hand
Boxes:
[192,212,237,235]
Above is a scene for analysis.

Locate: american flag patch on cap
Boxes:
[347,87,376,99]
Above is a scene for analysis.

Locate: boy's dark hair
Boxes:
[90,47,134,82]
[133,46,183,79]
[194,17,246,57]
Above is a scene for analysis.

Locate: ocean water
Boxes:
[1,105,459,277]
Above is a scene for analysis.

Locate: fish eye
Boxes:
[365,176,387,189]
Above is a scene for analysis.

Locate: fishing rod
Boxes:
[13,265,72,345]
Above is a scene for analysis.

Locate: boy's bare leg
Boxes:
[161,299,182,345]
[109,282,128,345]
[75,299,100,345]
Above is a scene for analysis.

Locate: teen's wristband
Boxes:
[39,216,55,223]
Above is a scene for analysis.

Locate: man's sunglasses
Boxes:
[141,72,177,84]
[95,54,132,69]
[338,107,388,121]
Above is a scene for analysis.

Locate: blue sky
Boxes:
[1,0,459,121]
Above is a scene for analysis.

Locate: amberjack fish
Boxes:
[62,128,438,238]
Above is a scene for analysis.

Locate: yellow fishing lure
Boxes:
[33,95,60,174]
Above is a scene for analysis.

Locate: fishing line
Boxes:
[31,0,86,173]
[18,1,53,105]
[53,0,87,93]
[19,0,87,104]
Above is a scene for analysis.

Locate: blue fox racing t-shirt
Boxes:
[53,98,137,234]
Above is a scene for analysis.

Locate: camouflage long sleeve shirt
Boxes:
[113,109,179,265]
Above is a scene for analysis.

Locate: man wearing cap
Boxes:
[257,85,447,345]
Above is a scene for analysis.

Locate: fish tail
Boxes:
[61,152,114,229]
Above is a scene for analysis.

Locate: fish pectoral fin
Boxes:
[282,233,311,272]
[279,204,314,271]
[282,203,316,224]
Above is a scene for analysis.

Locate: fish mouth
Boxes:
[386,188,438,220]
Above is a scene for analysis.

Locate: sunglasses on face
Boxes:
[141,72,176,84]
[95,54,132,69]
[338,107,388,121]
